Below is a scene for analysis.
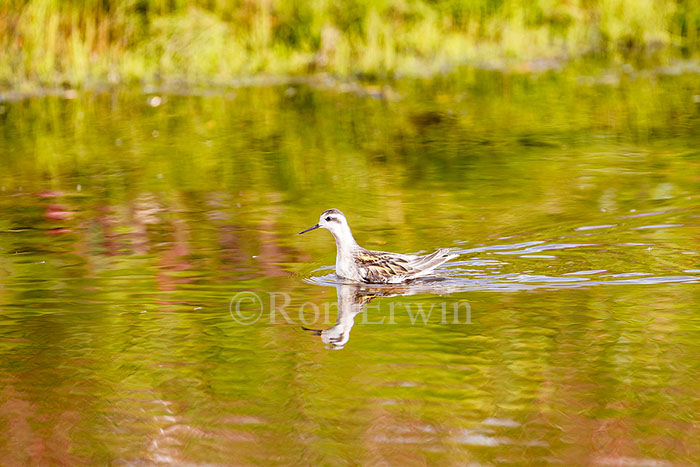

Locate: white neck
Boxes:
[330,223,359,253]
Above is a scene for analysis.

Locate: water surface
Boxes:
[1,70,699,464]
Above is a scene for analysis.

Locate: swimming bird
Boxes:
[299,209,457,284]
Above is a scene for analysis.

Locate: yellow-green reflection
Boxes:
[0,72,699,464]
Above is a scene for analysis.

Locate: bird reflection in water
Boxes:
[303,283,396,349]
[302,267,483,349]
[303,280,457,350]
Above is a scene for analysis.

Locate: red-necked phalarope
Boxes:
[299,208,457,284]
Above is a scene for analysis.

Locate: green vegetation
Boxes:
[2,0,700,89]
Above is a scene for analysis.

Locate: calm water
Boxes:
[1,70,699,464]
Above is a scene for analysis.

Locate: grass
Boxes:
[1,0,700,89]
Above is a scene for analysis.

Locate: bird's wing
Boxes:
[356,248,457,283]
[355,250,415,283]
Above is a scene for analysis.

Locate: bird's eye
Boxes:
[325,216,331,222]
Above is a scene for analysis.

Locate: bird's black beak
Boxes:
[301,326,322,335]
[299,224,320,235]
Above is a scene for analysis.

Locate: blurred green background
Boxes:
[2,0,700,89]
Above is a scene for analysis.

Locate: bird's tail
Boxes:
[408,248,458,278]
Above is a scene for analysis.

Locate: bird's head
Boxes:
[299,208,349,237]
